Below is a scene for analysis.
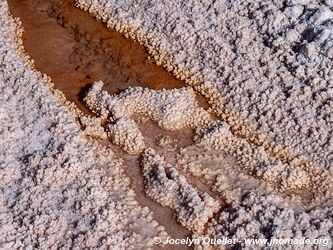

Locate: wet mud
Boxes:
[8,0,186,112]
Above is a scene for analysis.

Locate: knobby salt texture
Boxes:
[75,0,332,173]
[84,81,211,131]
[73,0,333,246]
[0,2,164,249]
[82,81,333,242]
[83,82,333,206]
[141,148,220,234]
[202,192,333,250]
[83,81,211,154]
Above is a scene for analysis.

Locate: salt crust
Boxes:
[83,81,210,153]
[2,0,332,247]
[141,148,220,234]
[195,121,333,206]
[79,115,108,139]
[201,192,333,250]
[74,0,333,245]
[82,80,333,242]
[75,0,333,173]
[84,82,333,206]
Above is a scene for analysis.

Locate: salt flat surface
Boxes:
[1,0,333,248]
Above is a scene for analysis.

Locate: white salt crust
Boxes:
[141,149,220,234]
[176,146,273,205]
[194,121,333,206]
[75,0,333,175]
[2,0,332,247]
[201,192,333,250]
[84,81,211,130]
[79,115,108,139]
[83,82,333,206]
[83,81,211,153]
[0,3,164,249]
[74,0,333,245]
[81,77,333,245]
[106,116,145,154]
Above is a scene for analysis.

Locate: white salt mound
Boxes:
[141,148,220,234]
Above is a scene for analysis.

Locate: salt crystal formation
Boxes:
[74,0,333,245]
[195,121,333,204]
[176,146,267,204]
[84,81,211,131]
[141,149,220,234]
[83,81,211,153]
[203,192,333,250]
[157,135,175,148]
[2,0,333,247]
[79,115,108,139]
[106,116,145,154]
[76,0,333,173]
[83,76,333,206]
[0,2,163,249]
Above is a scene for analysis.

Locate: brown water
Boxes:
[8,0,187,113]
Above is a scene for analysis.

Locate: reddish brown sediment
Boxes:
[7,0,186,113]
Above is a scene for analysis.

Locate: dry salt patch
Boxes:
[83,81,211,154]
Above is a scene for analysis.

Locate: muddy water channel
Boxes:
[8,0,195,247]
[8,0,186,111]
